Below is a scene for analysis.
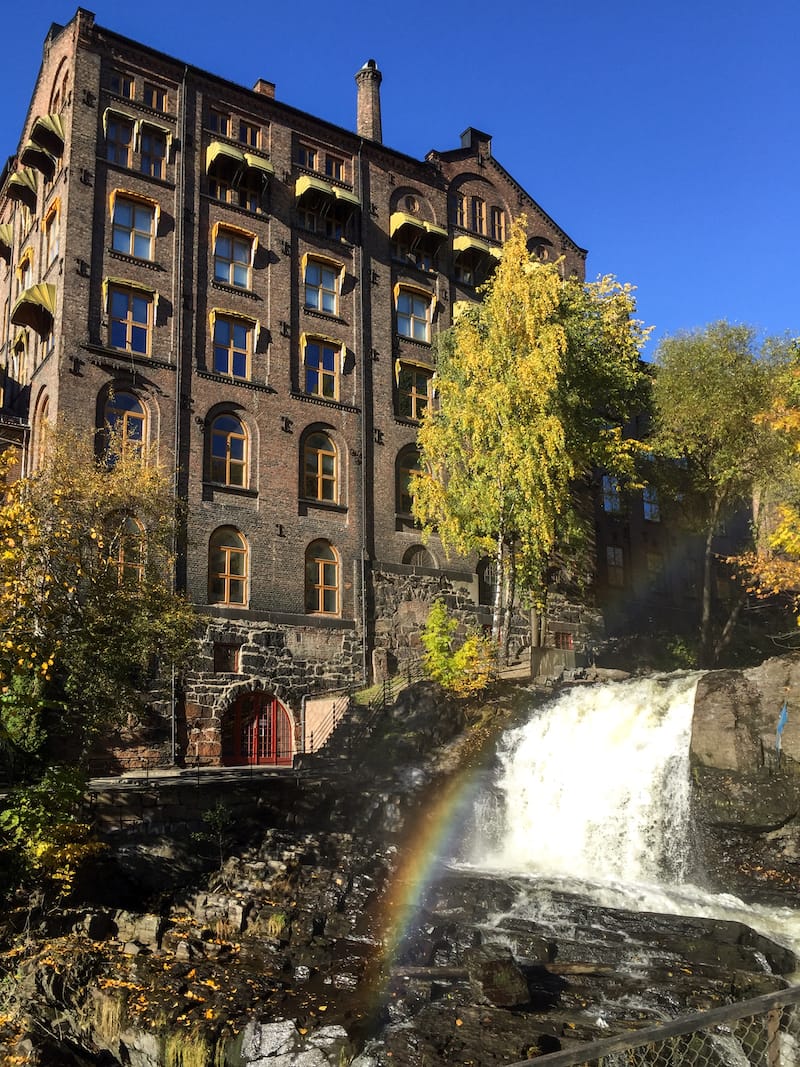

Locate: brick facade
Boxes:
[0,10,589,765]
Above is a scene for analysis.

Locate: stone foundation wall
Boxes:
[180,620,363,766]
[370,564,481,670]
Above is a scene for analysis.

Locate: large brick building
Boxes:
[0,11,616,766]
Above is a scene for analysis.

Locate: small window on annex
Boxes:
[477,557,498,606]
[606,545,625,588]
[303,430,338,503]
[209,412,248,487]
[403,545,435,568]
[305,540,339,615]
[208,526,248,606]
[601,475,622,515]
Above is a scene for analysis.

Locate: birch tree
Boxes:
[412,217,649,658]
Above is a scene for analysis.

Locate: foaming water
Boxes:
[459,674,800,959]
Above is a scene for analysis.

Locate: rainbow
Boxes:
[376,755,489,971]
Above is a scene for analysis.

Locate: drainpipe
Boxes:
[170,65,190,765]
[356,140,369,683]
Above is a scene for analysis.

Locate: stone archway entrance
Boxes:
[221,691,293,766]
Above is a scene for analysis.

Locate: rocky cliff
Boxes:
[692,654,800,901]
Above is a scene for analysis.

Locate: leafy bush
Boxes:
[421,601,495,697]
[0,766,104,899]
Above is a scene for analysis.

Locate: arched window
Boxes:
[303,431,337,503]
[32,392,50,470]
[396,446,421,516]
[111,514,145,583]
[208,527,248,606]
[104,391,146,454]
[209,412,247,487]
[477,557,498,606]
[403,545,435,568]
[305,540,339,615]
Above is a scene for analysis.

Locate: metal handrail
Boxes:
[508,984,800,1066]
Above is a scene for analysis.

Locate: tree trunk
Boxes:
[712,588,746,664]
[699,496,722,668]
[501,543,516,665]
[491,529,505,653]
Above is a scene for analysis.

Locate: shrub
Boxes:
[421,601,494,697]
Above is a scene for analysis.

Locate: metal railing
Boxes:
[305,690,353,754]
[509,985,800,1066]
[302,656,427,759]
[86,754,172,781]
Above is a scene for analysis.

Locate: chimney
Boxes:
[355,59,382,143]
[253,79,276,99]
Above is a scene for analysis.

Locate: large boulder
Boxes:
[691,655,800,897]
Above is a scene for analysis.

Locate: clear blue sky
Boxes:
[2,1,798,358]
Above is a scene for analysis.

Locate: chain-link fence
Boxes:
[508,985,800,1066]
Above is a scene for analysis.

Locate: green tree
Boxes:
[649,322,790,665]
[412,217,649,658]
[0,427,197,770]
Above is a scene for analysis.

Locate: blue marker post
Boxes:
[776,700,789,765]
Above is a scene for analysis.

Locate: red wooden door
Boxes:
[223,693,293,766]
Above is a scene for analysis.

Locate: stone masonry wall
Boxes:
[182,619,362,765]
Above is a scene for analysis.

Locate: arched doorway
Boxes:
[222,692,293,766]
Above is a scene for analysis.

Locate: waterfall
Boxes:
[458,672,800,960]
[471,674,700,886]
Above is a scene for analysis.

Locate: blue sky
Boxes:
[1,1,798,357]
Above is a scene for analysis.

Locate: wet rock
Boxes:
[463,947,530,1007]
[239,1018,299,1059]
[118,1028,162,1067]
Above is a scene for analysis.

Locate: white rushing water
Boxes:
[463,673,800,958]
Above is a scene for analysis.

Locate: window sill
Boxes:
[303,307,347,325]
[201,192,266,221]
[296,225,357,251]
[197,369,276,393]
[108,248,164,271]
[395,335,432,350]
[290,391,359,413]
[211,279,260,301]
[202,482,258,499]
[298,499,348,517]
[100,159,175,189]
[82,342,175,372]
